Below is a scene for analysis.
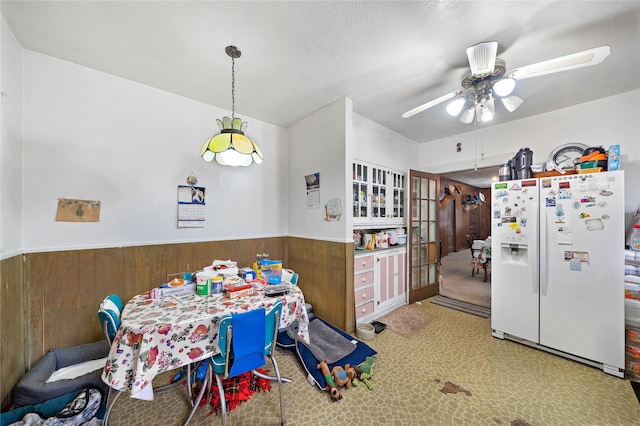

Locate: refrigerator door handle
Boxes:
[539,200,547,297]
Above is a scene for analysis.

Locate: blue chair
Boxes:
[97,295,124,425]
[100,294,124,316]
[205,300,289,426]
[98,294,123,344]
[282,268,299,285]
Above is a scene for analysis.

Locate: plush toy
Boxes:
[331,364,356,389]
[317,359,342,401]
[353,356,376,390]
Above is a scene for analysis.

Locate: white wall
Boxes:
[20,50,288,253]
[353,113,420,173]
[420,90,640,227]
[0,17,24,260]
[287,98,351,242]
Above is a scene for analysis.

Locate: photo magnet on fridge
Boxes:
[569,258,582,271]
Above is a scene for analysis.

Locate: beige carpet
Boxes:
[376,304,436,338]
[439,250,491,308]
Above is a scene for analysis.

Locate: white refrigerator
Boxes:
[491,170,625,377]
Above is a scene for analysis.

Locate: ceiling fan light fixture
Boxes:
[459,105,475,124]
[446,97,466,116]
[501,95,524,112]
[477,97,494,122]
[492,78,516,97]
[466,41,498,76]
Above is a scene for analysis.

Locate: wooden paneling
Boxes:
[1,236,350,406]
[78,250,99,343]
[439,179,491,255]
[1,255,25,410]
[287,237,353,333]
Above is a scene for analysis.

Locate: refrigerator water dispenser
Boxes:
[500,243,528,265]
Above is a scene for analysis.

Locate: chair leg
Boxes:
[271,355,286,426]
[102,387,123,426]
[186,363,194,403]
[183,367,209,426]
[215,373,227,426]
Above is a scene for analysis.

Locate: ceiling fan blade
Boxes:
[466,41,498,76]
[511,45,611,80]
[402,89,464,118]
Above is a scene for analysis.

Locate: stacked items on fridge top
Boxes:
[624,224,640,379]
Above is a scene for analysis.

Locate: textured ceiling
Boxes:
[2,1,639,149]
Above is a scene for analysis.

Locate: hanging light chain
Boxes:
[231,55,235,119]
[225,45,241,120]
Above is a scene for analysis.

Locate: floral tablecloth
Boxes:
[101,283,309,398]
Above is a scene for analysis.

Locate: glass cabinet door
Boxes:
[352,163,368,220]
[371,167,386,219]
[392,171,405,218]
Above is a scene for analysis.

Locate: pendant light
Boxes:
[201,46,263,166]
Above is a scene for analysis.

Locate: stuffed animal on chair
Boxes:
[317,359,342,401]
[331,364,355,389]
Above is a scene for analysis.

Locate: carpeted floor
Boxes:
[107,298,640,425]
[439,250,491,308]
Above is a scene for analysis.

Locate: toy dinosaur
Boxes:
[353,356,375,390]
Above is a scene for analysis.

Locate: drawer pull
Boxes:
[361,261,367,267]
[361,308,366,313]
[361,293,367,299]
[361,277,366,282]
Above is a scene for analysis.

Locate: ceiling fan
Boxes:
[402,42,611,123]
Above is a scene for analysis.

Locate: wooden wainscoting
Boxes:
[22,238,286,369]
[1,255,25,409]
[287,237,354,333]
[2,236,356,408]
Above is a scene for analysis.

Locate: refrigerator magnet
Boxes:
[569,258,582,271]
[559,189,572,199]
[546,197,556,207]
[585,218,604,231]
[557,226,573,244]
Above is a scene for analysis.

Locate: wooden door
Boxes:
[408,170,440,303]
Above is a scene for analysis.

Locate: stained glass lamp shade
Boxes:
[201,116,263,167]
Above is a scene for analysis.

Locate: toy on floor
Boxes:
[331,364,356,389]
[317,359,342,401]
[353,356,375,390]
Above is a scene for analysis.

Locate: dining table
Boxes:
[101,282,310,400]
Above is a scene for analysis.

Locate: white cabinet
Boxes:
[352,161,405,227]
[354,248,406,324]
[375,250,406,312]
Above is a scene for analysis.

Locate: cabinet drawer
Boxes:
[355,301,374,319]
[355,286,374,304]
[354,270,374,288]
[354,255,374,272]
